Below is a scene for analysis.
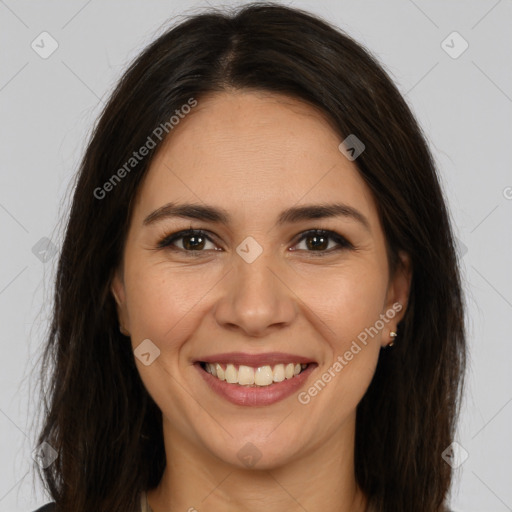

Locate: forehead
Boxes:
[133,91,379,228]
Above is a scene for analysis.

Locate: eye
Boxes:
[291,229,354,254]
[157,229,219,252]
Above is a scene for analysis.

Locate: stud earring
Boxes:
[387,331,397,347]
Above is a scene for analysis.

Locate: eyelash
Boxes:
[156,228,354,256]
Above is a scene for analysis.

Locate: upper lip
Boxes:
[197,352,315,367]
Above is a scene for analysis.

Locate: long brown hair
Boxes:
[33,3,466,511]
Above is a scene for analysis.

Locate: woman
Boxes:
[33,3,466,511]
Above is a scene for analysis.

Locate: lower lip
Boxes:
[195,363,316,406]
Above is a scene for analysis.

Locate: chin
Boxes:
[200,428,310,471]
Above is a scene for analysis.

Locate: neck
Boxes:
[147,414,367,512]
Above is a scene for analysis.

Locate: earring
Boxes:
[387,331,397,347]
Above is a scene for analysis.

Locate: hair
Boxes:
[33,3,466,511]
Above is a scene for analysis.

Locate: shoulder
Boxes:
[32,503,56,511]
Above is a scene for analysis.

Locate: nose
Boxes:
[213,247,298,337]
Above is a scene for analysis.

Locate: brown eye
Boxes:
[180,233,207,250]
[157,229,218,252]
[293,229,353,253]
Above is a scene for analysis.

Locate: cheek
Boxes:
[124,259,219,348]
[294,260,388,348]
[294,262,387,403]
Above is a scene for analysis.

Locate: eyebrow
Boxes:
[143,202,371,232]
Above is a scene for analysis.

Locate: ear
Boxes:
[381,250,412,347]
[111,268,131,336]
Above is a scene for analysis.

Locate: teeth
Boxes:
[215,363,225,381]
[225,363,237,383]
[255,365,273,386]
[238,365,255,385]
[273,363,285,382]
[203,362,309,387]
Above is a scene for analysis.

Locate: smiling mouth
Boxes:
[198,362,310,387]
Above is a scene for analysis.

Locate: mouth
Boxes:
[194,352,317,406]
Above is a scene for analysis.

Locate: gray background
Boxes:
[1,0,511,510]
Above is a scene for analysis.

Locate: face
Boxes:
[112,91,411,470]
